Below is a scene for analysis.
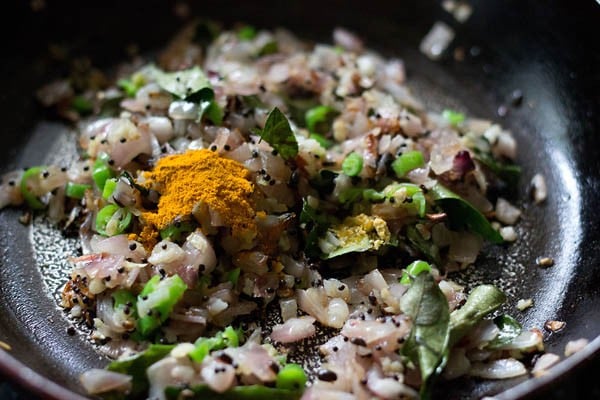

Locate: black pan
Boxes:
[0,1,599,399]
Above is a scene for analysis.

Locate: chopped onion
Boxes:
[469,359,527,379]
[419,22,455,61]
[80,369,132,395]
[531,173,548,204]
[496,198,521,225]
[270,316,316,343]
[532,353,560,377]
[280,298,298,322]
[565,338,589,357]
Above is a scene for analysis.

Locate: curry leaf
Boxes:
[107,344,175,398]
[474,151,521,188]
[199,100,223,125]
[300,199,332,258]
[400,272,450,399]
[148,65,214,101]
[430,183,504,244]
[448,285,506,346]
[253,107,298,160]
[487,314,522,349]
[406,225,441,266]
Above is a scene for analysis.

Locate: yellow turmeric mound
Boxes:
[141,149,256,242]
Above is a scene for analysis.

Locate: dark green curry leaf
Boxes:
[258,40,279,57]
[474,151,521,188]
[400,272,450,399]
[487,314,522,349]
[107,344,175,398]
[430,183,504,244]
[252,107,298,160]
[308,170,338,195]
[406,225,441,266]
[300,199,332,258]
[448,285,506,346]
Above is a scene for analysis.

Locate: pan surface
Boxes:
[0,1,599,399]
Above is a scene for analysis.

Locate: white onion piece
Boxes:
[91,234,130,256]
[80,369,132,395]
[469,359,527,379]
[532,353,560,377]
[448,232,482,265]
[145,116,174,143]
[495,130,517,160]
[464,320,499,347]
[182,230,217,274]
[565,338,589,356]
[419,21,455,60]
[323,279,351,301]
[429,130,463,174]
[443,348,471,379]
[0,170,24,209]
[333,27,363,53]
[270,316,316,343]
[96,295,132,333]
[231,342,278,382]
[531,173,548,204]
[280,298,298,322]
[201,359,235,393]
[326,298,350,329]
[495,198,521,225]
[362,269,388,292]
[500,226,518,242]
[341,319,409,347]
[148,241,186,265]
[367,367,416,399]
[498,329,544,351]
[147,357,179,400]
[297,288,328,323]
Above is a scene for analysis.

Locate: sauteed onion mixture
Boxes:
[0,24,547,400]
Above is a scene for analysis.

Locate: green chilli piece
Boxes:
[400,260,431,285]
[309,133,333,149]
[159,220,196,242]
[442,109,465,126]
[385,183,427,218]
[20,166,46,210]
[112,289,137,310]
[305,105,338,134]
[391,150,424,178]
[276,364,307,391]
[188,326,243,363]
[102,178,118,200]
[92,153,115,191]
[136,275,187,337]
[342,152,363,176]
[118,72,146,97]
[238,25,257,40]
[71,96,93,114]
[225,267,241,285]
[65,182,92,199]
[95,204,132,236]
[431,183,503,244]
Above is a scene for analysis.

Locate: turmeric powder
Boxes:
[140,149,256,245]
